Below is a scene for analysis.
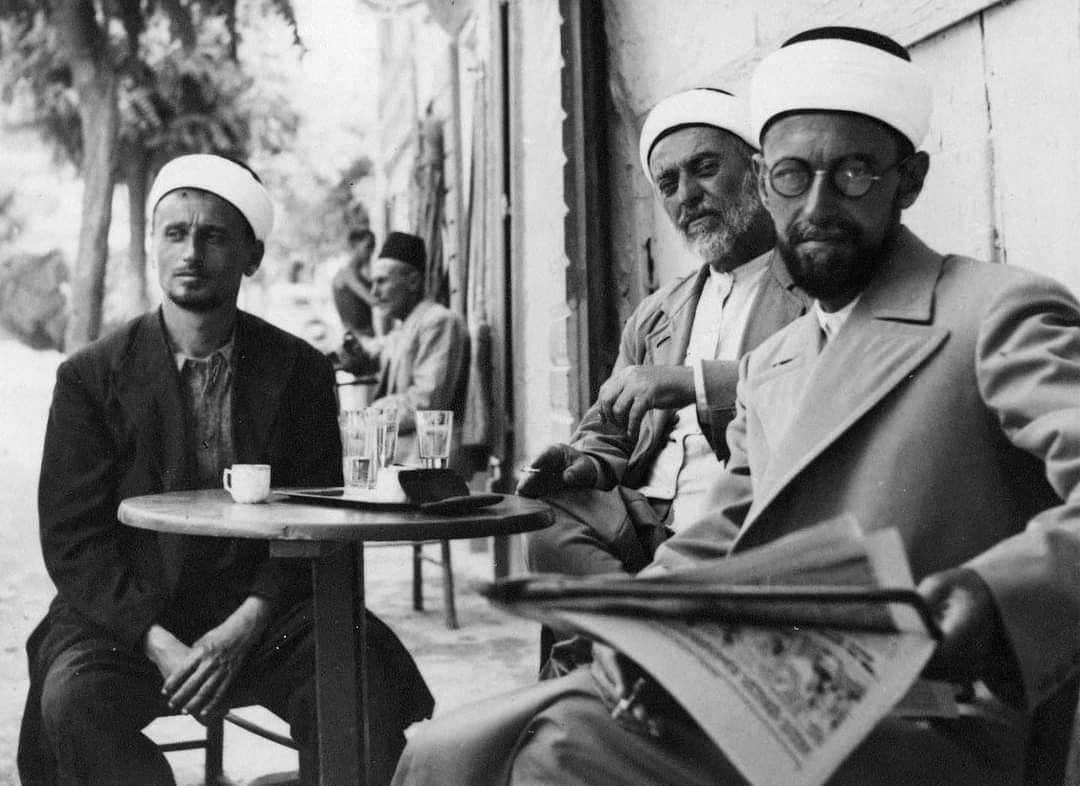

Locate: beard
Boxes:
[165,273,230,313]
[679,169,763,265]
[776,202,901,304]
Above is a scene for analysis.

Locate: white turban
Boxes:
[148,154,274,241]
[749,36,932,148]
[638,89,757,182]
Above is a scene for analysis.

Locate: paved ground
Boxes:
[0,336,540,785]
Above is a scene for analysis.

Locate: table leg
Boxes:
[493,534,510,579]
[312,543,368,785]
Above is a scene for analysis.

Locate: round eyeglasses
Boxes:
[767,155,910,199]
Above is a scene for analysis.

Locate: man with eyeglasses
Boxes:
[392,26,1080,786]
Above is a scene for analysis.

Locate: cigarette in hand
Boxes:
[610,676,647,721]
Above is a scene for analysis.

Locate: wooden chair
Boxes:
[411,539,458,629]
[364,539,458,629]
[157,707,306,785]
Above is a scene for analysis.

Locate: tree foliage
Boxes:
[0,0,301,348]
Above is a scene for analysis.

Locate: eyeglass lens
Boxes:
[769,156,886,198]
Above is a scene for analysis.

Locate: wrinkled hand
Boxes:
[517,443,598,498]
[147,598,271,721]
[597,366,695,439]
[918,567,1003,684]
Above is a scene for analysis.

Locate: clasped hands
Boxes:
[591,566,1012,732]
[143,596,270,722]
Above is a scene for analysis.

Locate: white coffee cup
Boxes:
[223,464,271,503]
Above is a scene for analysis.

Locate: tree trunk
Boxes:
[126,149,150,312]
[52,0,119,351]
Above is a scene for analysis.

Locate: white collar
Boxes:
[813,295,861,341]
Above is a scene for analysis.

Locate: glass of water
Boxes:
[416,410,453,469]
[338,409,374,489]
[367,405,399,473]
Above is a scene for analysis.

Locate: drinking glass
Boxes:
[416,410,453,469]
[367,405,399,473]
[338,409,374,489]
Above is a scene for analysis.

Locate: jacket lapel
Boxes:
[640,266,709,448]
[645,265,707,366]
[736,228,950,542]
[232,313,293,463]
[738,251,812,355]
[112,312,190,491]
[112,312,191,588]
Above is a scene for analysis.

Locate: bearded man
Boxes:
[519,88,809,579]
[393,26,1080,786]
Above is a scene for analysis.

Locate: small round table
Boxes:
[119,489,552,785]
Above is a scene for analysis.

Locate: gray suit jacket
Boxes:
[573,251,809,488]
[656,227,1080,781]
[370,299,470,466]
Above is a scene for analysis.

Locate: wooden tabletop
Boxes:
[118,489,552,543]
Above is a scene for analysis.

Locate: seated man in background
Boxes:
[332,227,384,338]
[18,154,433,786]
[519,88,808,576]
[392,27,1080,786]
[339,231,470,467]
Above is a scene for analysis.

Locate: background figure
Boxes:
[332,227,378,337]
[518,88,807,579]
[338,231,470,468]
[18,155,432,786]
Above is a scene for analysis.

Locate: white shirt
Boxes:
[636,254,771,532]
[813,295,861,343]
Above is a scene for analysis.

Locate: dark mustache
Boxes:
[172,266,205,276]
[787,219,862,243]
[677,205,722,232]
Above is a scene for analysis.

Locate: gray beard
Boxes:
[682,173,760,265]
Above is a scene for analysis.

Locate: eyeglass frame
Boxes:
[763,154,913,199]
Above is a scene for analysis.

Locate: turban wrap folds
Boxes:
[749,35,932,148]
[638,88,756,182]
[148,154,274,241]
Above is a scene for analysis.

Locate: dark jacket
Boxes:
[36,310,342,646]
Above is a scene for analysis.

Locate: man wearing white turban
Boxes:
[19,154,433,785]
[518,88,808,592]
[392,27,1080,786]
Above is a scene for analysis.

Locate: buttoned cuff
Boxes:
[693,359,710,427]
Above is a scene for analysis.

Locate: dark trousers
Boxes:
[20,601,432,786]
[524,486,673,577]
[525,486,672,674]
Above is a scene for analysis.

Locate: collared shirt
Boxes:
[174,341,236,487]
[168,338,243,637]
[813,295,862,344]
[636,255,771,532]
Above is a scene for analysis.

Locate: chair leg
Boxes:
[440,539,458,629]
[205,715,225,785]
[412,543,424,611]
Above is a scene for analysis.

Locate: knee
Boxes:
[512,713,591,781]
[39,667,99,740]
[390,718,459,785]
[524,527,561,572]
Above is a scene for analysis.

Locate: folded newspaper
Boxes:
[477,518,949,786]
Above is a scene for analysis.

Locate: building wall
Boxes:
[509,0,577,460]
[601,0,1080,298]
